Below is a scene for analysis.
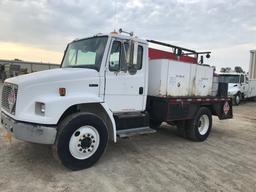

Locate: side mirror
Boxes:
[128,41,138,75]
[200,55,204,64]
[132,41,138,65]
[124,42,130,66]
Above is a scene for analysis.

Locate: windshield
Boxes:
[219,75,240,83]
[62,36,108,71]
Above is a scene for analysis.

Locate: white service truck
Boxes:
[1,30,233,170]
[218,51,256,105]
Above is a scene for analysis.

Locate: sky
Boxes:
[0,0,256,71]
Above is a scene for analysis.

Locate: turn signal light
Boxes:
[59,88,66,96]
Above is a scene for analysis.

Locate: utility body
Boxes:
[1,31,232,170]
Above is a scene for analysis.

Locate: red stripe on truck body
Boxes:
[148,48,198,64]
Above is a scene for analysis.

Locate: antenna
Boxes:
[113,0,118,31]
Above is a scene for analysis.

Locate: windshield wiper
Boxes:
[64,65,99,71]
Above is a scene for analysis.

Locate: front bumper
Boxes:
[1,112,57,144]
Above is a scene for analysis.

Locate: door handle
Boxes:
[139,87,143,95]
[89,84,98,87]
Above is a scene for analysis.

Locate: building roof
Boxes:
[0,59,59,66]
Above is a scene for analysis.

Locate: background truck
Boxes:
[1,30,232,170]
[218,50,256,105]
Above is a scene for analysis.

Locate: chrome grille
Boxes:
[1,83,18,115]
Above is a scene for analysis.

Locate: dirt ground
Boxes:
[0,84,256,192]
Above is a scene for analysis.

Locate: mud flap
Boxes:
[214,99,233,120]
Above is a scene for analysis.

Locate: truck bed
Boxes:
[146,95,233,123]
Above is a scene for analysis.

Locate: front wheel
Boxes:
[186,107,212,142]
[234,93,241,105]
[53,112,108,171]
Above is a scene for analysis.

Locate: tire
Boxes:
[149,119,162,130]
[186,107,212,142]
[234,93,241,106]
[53,112,108,171]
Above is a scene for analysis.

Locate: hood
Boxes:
[3,67,101,123]
[228,83,239,89]
[228,83,240,95]
[6,68,99,86]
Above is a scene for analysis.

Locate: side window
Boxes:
[109,41,121,71]
[109,41,144,71]
[136,45,143,70]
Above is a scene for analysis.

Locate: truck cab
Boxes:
[219,72,249,105]
[61,33,148,112]
[1,32,151,170]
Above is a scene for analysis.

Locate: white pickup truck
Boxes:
[218,72,256,105]
[1,30,233,170]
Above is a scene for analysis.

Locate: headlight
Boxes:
[40,103,45,113]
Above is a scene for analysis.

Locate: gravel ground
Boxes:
[0,83,256,192]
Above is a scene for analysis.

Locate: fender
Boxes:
[100,102,117,142]
[15,94,117,142]
[228,86,240,96]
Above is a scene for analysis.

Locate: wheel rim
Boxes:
[69,126,100,160]
[198,114,209,135]
[236,95,240,104]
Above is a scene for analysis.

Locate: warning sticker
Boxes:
[223,101,230,115]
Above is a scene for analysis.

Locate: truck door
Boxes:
[104,39,147,112]
[240,74,249,98]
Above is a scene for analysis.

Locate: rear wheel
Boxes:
[53,112,108,170]
[186,107,212,141]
